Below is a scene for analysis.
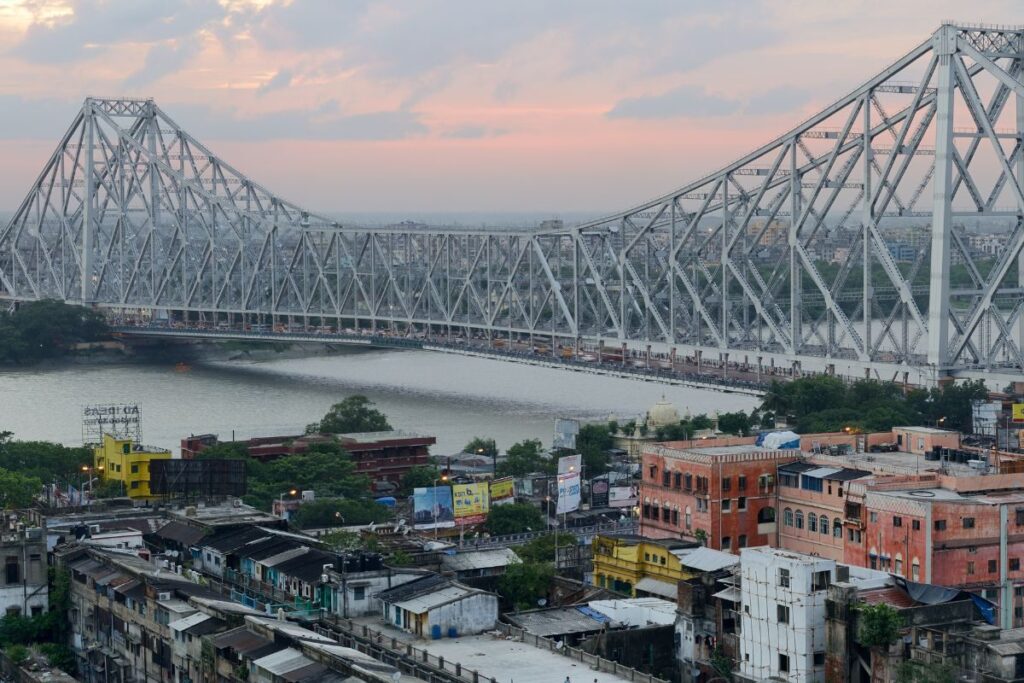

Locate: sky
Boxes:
[0,1,1021,217]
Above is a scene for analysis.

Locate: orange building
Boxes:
[776,462,873,561]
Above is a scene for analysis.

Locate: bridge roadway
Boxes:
[112,324,769,396]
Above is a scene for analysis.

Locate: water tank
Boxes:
[375,497,397,507]
[431,625,442,640]
[447,627,458,638]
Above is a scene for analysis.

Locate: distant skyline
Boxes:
[0,1,1021,215]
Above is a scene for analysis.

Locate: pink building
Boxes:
[776,462,873,561]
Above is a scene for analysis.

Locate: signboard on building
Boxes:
[553,419,579,450]
[591,477,610,508]
[1013,403,1024,424]
[489,477,515,507]
[609,485,638,508]
[452,482,489,525]
[556,472,581,514]
[82,403,142,445]
[557,453,582,475]
[412,486,455,529]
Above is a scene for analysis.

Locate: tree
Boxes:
[0,436,91,487]
[575,424,613,476]
[308,396,391,434]
[0,468,41,509]
[290,499,394,529]
[464,437,497,459]
[857,602,902,649]
[485,503,544,536]
[243,443,371,510]
[0,300,109,365]
[689,414,713,431]
[718,411,751,436]
[497,439,552,477]
[498,561,554,609]
[895,660,956,683]
[516,533,576,563]
[400,466,442,494]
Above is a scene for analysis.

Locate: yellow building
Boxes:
[592,534,701,599]
[93,434,172,499]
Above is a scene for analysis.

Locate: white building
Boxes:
[377,574,498,639]
[737,547,888,683]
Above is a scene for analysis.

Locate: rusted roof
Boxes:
[859,587,916,609]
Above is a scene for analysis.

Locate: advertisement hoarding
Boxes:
[556,472,581,514]
[609,485,638,509]
[1013,403,1024,424]
[553,419,579,450]
[412,486,455,529]
[489,477,515,507]
[453,482,490,525]
[557,453,582,475]
[591,477,610,508]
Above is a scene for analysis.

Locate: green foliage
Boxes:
[242,443,371,510]
[485,503,544,535]
[400,466,442,495]
[0,468,42,509]
[0,433,91,488]
[497,439,553,477]
[290,499,394,529]
[759,376,989,434]
[689,414,713,431]
[6,644,27,665]
[857,602,903,648]
[389,549,413,567]
[516,533,576,564]
[37,643,76,673]
[694,529,708,545]
[575,423,613,476]
[895,660,956,683]
[718,411,752,436]
[710,647,733,678]
[0,300,109,365]
[498,561,554,609]
[308,396,391,434]
[464,437,498,459]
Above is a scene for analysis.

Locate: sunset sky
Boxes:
[0,1,1021,217]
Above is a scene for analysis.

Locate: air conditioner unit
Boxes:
[157,591,172,601]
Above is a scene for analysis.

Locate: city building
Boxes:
[736,547,889,682]
[639,443,798,551]
[777,462,873,560]
[92,433,172,499]
[0,513,47,618]
[439,547,520,581]
[591,534,737,600]
[891,425,961,455]
[376,574,498,639]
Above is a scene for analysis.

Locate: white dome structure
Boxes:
[647,397,680,428]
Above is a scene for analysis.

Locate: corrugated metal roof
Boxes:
[155,521,205,547]
[394,585,473,613]
[711,587,740,603]
[169,613,211,632]
[253,648,312,676]
[825,468,873,481]
[778,462,816,474]
[634,577,677,599]
[506,607,608,637]
[441,548,519,572]
[802,467,841,479]
[672,546,740,572]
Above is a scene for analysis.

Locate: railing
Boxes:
[458,521,635,550]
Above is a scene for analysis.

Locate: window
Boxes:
[722,536,732,550]
[813,652,825,667]
[893,516,902,527]
[738,475,747,491]
[801,475,824,493]
[812,570,831,591]
[1012,559,1020,571]
[671,509,679,526]
[644,553,651,562]
[5,558,18,585]
[758,507,775,524]
[642,504,651,519]
[738,535,747,548]
[834,519,842,538]
[820,515,829,535]
[895,556,903,576]
[130,464,139,474]
[30,606,42,617]
[779,654,790,673]
[912,560,920,581]
[795,510,804,529]
[935,519,947,531]
[989,560,998,574]
[777,604,790,623]
[912,519,920,531]
[964,517,976,529]
[778,568,791,588]
[967,561,975,575]
[649,465,657,480]
[784,508,794,526]
[722,499,731,512]
[684,474,693,491]
[130,481,140,489]
[808,513,818,533]
[1017,508,1024,526]
[722,477,731,492]
[662,471,671,487]
[738,496,747,511]
[4,607,19,617]
[685,506,692,529]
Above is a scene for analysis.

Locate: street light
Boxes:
[278,488,298,519]
[432,474,449,539]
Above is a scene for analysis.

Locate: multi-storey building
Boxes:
[93,433,172,500]
[777,463,873,561]
[639,443,798,552]
[0,512,47,618]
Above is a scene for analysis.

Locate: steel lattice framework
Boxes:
[3,24,1024,385]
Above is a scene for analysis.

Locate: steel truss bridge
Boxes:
[4,23,1024,388]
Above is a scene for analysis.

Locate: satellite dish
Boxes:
[537,598,547,607]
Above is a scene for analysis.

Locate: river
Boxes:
[0,348,759,455]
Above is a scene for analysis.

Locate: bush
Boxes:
[857,602,902,648]
[6,644,28,665]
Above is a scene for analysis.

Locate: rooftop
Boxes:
[335,430,435,444]
[652,443,799,464]
[440,547,519,572]
[166,500,281,527]
[671,546,740,573]
[505,606,610,637]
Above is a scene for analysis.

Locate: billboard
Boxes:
[412,486,455,529]
[609,485,639,509]
[489,477,515,507]
[556,472,581,514]
[452,483,489,525]
[972,400,1001,436]
[591,477,610,508]
[149,459,247,497]
[1013,403,1024,424]
[553,419,579,450]
[558,453,582,475]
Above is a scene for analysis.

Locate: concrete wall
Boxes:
[580,624,676,681]
[331,570,424,618]
[426,593,498,637]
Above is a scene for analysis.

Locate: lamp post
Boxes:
[278,488,298,519]
[432,474,449,539]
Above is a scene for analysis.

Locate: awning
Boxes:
[635,577,677,599]
[712,587,740,603]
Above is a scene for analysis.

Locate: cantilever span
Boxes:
[3,24,1024,387]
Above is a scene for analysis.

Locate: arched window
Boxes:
[911,558,921,581]
[807,513,818,533]
[758,507,775,523]
[795,510,804,530]
[784,508,793,526]
[895,553,904,577]
[833,518,842,537]
[819,515,829,535]
[685,506,692,530]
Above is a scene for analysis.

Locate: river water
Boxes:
[0,348,758,455]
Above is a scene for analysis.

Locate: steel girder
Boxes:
[2,24,1024,383]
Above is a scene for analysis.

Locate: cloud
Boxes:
[0,95,83,139]
[745,85,813,116]
[441,125,507,139]
[607,85,739,119]
[12,0,224,64]
[493,80,518,103]
[123,38,203,89]
[257,69,294,96]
